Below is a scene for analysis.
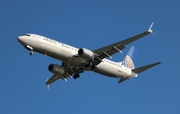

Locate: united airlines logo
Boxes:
[122,55,135,69]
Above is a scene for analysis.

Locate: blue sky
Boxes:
[0,0,179,113]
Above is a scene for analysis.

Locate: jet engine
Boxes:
[48,64,65,75]
[78,48,95,60]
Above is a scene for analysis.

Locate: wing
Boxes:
[45,72,71,85]
[92,29,153,66]
[45,62,84,86]
[118,78,128,83]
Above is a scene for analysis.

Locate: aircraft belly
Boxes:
[95,61,130,78]
[67,57,86,67]
[34,43,69,61]
[35,42,86,67]
[95,62,118,78]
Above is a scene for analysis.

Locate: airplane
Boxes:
[17,23,161,88]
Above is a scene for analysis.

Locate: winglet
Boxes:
[47,84,50,90]
[148,22,154,33]
[46,77,50,90]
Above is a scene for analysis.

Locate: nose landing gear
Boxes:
[24,45,34,56]
[29,51,34,55]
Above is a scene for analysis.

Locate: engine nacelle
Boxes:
[78,48,95,60]
[48,64,65,75]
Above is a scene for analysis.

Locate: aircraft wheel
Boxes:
[29,51,33,55]
[73,73,80,79]
[91,65,96,70]
[77,74,80,78]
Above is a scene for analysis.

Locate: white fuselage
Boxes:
[18,34,137,79]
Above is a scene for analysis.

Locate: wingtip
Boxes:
[47,84,50,90]
[45,77,50,90]
[148,22,154,32]
[157,61,162,64]
[148,29,153,33]
[46,77,49,82]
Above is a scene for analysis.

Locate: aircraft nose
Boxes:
[17,36,22,42]
[17,36,25,44]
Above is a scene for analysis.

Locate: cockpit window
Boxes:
[24,34,31,36]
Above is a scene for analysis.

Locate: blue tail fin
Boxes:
[121,46,136,69]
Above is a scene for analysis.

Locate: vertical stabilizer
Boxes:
[121,46,136,69]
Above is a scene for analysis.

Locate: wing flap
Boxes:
[46,74,61,85]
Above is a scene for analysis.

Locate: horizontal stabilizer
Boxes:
[132,62,161,74]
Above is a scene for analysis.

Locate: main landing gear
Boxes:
[91,65,96,70]
[73,73,80,79]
